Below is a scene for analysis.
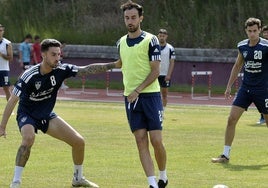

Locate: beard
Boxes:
[127,24,139,33]
[48,60,59,69]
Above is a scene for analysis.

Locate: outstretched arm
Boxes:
[77,59,121,77]
[0,94,19,138]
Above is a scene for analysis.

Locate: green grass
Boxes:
[0,98,266,187]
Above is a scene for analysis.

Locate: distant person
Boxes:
[0,39,99,188]
[19,34,32,70]
[32,35,42,65]
[0,24,13,101]
[256,25,268,124]
[211,17,268,163]
[157,29,175,109]
[60,41,69,89]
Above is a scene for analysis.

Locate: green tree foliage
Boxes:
[1,0,268,48]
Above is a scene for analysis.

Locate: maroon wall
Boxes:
[9,57,234,87]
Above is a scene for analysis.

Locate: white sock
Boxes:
[159,170,168,182]
[12,166,24,183]
[73,165,83,181]
[147,176,158,187]
[223,145,231,158]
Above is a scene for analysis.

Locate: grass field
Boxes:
[0,98,267,188]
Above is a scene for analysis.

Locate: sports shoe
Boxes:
[257,117,266,125]
[10,181,21,188]
[158,179,168,188]
[211,154,229,163]
[72,177,99,187]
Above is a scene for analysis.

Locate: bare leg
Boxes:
[16,124,35,166]
[46,116,85,165]
[133,129,155,176]
[224,105,244,146]
[11,124,35,183]
[149,130,166,171]
[160,88,168,107]
[3,86,11,101]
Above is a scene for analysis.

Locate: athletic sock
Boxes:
[223,145,231,158]
[159,170,168,182]
[73,165,83,181]
[12,166,24,183]
[147,176,158,187]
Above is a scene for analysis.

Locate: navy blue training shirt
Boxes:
[13,62,78,119]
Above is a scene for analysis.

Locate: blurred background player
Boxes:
[0,24,13,101]
[257,25,268,124]
[60,41,69,89]
[19,34,32,70]
[32,35,42,65]
[157,29,175,109]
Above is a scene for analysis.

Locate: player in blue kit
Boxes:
[211,17,268,163]
[0,39,100,188]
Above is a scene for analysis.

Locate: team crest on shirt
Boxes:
[243,51,248,58]
[35,81,41,90]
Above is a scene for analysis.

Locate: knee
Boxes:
[227,114,239,127]
[72,135,85,148]
[150,137,164,150]
[22,134,35,147]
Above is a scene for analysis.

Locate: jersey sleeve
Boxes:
[170,45,176,60]
[148,35,161,62]
[60,63,79,78]
[12,79,26,97]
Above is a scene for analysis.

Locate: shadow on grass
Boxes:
[222,163,268,171]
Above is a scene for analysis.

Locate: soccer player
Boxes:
[0,24,13,101]
[157,29,175,108]
[256,25,268,124]
[211,17,268,163]
[87,1,168,187]
[0,39,99,188]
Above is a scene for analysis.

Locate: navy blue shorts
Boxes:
[158,75,171,88]
[233,87,268,114]
[0,70,10,87]
[124,92,163,132]
[16,112,57,133]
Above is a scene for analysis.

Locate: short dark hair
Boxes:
[25,34,32,39]
[120,0,143,17]
[244,17,261,29]
[159,29,168,35]
[262,25,268,32]
[41,39,61,52]
[34,35,40,40]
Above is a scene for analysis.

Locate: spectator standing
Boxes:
[32,35,42,65]
[19,34,32,70]
[0,24,13,101]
